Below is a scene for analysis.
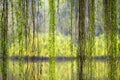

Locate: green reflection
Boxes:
[0,60,117,80]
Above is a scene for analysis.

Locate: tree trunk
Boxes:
[77,0,86,80]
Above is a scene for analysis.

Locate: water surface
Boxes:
[0,59,119,80]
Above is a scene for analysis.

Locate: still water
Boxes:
[0,59,120,80]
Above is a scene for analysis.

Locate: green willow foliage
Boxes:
[24,1,30,80]
[103,0,118,80]
[70,0,74,80]
[10,0,16,79]
[48,0,56,80]
[88,0,95,59]
[24,0,29,55]
[1,0,8,79]
[15,0,25,79]
[32,0,36,53]
[87,0,95,79]
[0,0,120,80]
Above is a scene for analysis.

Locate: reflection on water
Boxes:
[0,59,119,80]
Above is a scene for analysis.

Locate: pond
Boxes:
[0,58,120,80]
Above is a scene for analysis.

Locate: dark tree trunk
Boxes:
[77,0,86,80]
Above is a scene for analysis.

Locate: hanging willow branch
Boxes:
[32,0,36,53]
[87,0,95,79]
[15,0,25,79]
[88,0,95,59]
[109,0,118,80]
[103,0,118,80]
[24,0,29,80]
[10,0,16,79]
[103,0,111,56]
[48,0,56,80]
[24,0,29,55]
[1,0,8,79]
[70,0,73,57]
[70,0,74,80]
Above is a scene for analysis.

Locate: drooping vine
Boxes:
[24,0,29,80]
[1,0,8,79]
[10,0,15,79]
[87,0,95,79]
[15,0,25,79]
[70,0,74,80]
[32,0,36,54]
[48,0,56,80]
[103,0,118,79]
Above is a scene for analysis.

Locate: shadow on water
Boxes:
[0,56,119,80]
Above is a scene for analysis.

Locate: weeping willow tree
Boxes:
[1,0,8,79]
[70,0,74,80]
[88,0,95,60]
[77,0,86,80]
[103,0,118,80]
[48,0,56,80]
[15,0,26,79]
[10,0,16,79]
[36,0,43,80]
[87,0,95,79]
[31,1,36,80]
[32,0,36,53]
[24,0,30,80]
[24,0,29,57]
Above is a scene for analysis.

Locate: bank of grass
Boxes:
[8,33,119,57]
[8,32,77,57]
[95,34,106,56]
[95,34,119,57]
